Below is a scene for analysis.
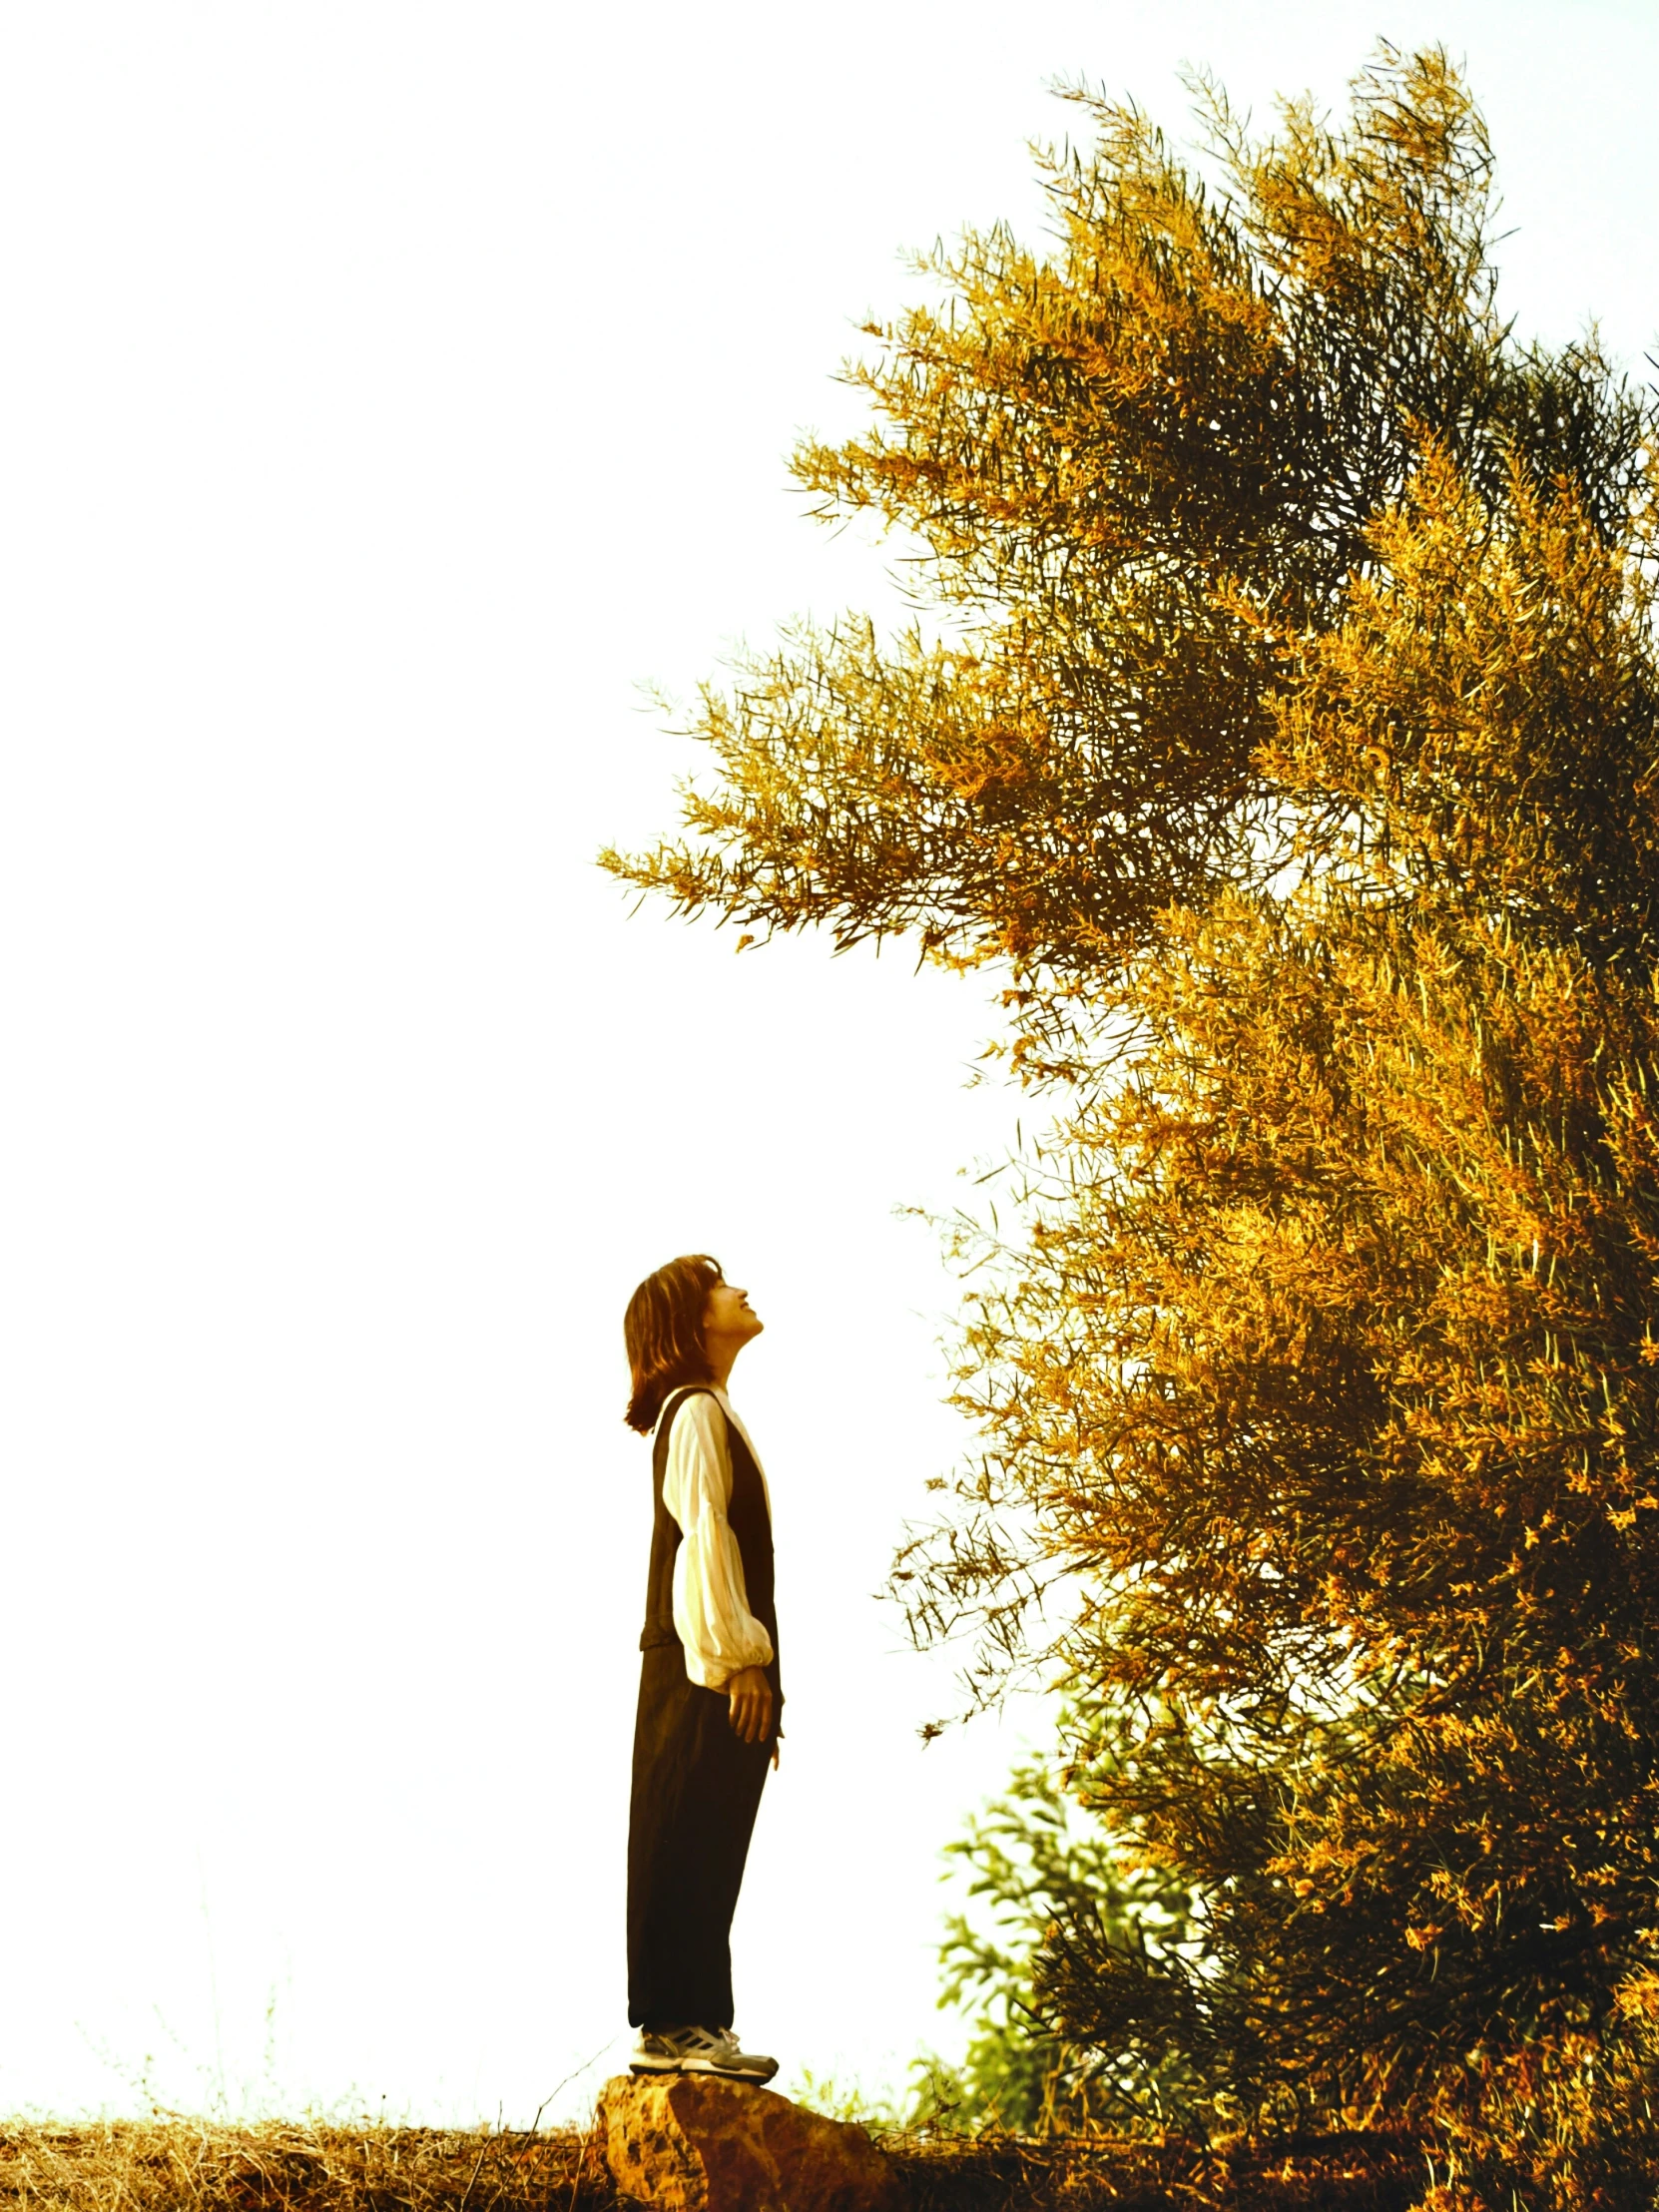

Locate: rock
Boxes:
[597,2072,906,2212]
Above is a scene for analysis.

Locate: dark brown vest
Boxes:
[641,1386,781,1698]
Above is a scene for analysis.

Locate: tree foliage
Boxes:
[603,49,1646,1031]
[912,1746,1195,2136]
[605,45,1659,2209]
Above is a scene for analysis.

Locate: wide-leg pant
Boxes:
[627,1643,772,2031]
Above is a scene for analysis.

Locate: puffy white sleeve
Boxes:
[661,1393,776,1691]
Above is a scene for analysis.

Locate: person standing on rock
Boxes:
[623,1254,783,2084]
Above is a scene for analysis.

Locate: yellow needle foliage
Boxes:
[603,50,1646,1041]
[606,44,1659,2209]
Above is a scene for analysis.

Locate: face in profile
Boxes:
[704,1279,764,1349]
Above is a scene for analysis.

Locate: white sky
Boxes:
[0,0,1653,2128]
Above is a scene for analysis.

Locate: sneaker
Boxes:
[679,2025,779,2083]
[630,2027,690,2075]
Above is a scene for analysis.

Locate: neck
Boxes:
[706,1345,740,1390]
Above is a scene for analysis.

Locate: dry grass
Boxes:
[0,2118,1423,2212]
[882,2128,1424,2212]
[0,2122,617,2212]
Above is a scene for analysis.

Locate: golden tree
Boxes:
[607,48,1659,2206]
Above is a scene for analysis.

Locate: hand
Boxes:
[726,1665,774,1746]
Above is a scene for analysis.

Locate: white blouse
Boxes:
[659,1385,776,1692]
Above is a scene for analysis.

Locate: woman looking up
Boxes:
[622,1255,781,2082]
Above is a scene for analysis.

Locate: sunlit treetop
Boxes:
[603,45,1655,1005]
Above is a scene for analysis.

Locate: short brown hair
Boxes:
[623,1254,722,1433]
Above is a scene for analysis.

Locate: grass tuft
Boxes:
[0,2121,617,2212]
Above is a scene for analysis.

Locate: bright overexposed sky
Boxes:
[0,0,1653,2127]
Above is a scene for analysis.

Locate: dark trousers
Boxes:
[627,1643,772,2030]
